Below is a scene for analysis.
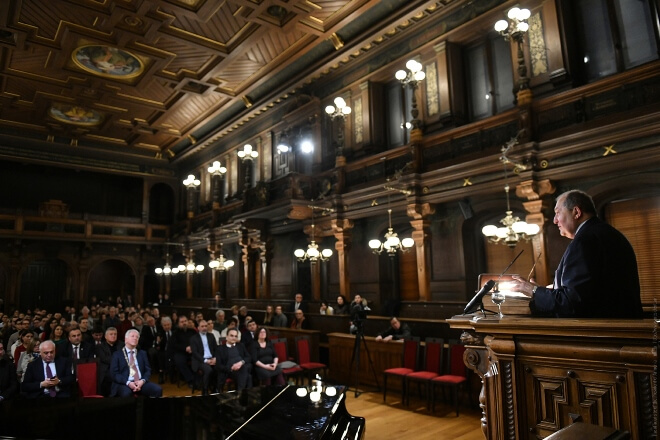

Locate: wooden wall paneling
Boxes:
[368,81,385,150]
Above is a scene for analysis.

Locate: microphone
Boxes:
[463,280,496,314]
[463,250,525,315]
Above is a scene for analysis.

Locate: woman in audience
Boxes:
[41,319,58,341]
[220,317,241,341]
[335,295,350,315]
[12,329,34,365]
[251,327,285,385]
[16,339,39,382]
[51,324,67,354]
[263,305,274,326]
[319,301,334,315]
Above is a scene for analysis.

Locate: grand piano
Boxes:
[0,385,365,440]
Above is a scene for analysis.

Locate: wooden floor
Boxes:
[159,374,484,440]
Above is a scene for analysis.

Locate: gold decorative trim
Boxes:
[329,33,344,50]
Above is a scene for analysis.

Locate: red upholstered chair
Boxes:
[405,338,444,407]
[431,343,468,416]
[295,336,327,384]
[76,360,103,398]
[273,338,304,385]
[382,337,420,402]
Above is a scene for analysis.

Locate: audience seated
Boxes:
[251,327,285,386]
[171,315,197,389]
[95,327,124,396]
[109,329,162,397]
[21,340,74,398]
[215,328,251,391]
[190,320,217,396]
[0,342,19,401]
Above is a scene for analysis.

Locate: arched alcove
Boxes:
[88,259,135,304]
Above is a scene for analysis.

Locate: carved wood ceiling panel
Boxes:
[0,0,463,168]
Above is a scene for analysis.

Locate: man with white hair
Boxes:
[110,329,162,397]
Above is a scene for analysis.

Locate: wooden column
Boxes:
[516,179,555,287]
[332,219,353,299]
[407,203,435,301]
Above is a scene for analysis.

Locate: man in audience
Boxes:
[0,342,19,401]
[103,307,121,330]
[290,293,307,313]
[91,326,104,346]
[241,319,258,352]
[110,329,162,397]
[171,315,197,389]
[22,340,74,398]
[190,320,217,395]
[215,328,251,391]
[140,316,160,372]
[95,327,124,396]
[60,327,95,365]
[78,317,94,345]
[272,306,288,328]
[290,309,310,330]
[214,310,227,333]
[374,317,411,342]
[156,316,173,384]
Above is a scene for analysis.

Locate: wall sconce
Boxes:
[237,143,258,160]
[494,7,531,92]
[207,161,227,176]
[395,60,425,130]
[325,96,351,158]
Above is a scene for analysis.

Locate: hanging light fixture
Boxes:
[209,244,235,271]
[178,249,204,273]
[155,250,180,276]
[237,143,258,160]
[294,209,333,262]
[368,208,414,255]
[482,170,539,247]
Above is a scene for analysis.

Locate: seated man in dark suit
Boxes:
[109,329,162,397]
[21,340,74,398]
[0,342,19,401]
[95,327,124,396]
[215,328,251,391]
[60,328,95,366]
[190,320,217,395]
[171,315,197,389]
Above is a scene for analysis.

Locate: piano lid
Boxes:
[0,385,365,440]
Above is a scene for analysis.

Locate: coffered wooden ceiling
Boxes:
[0,0,462,168]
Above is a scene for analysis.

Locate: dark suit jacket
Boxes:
[109,347,152,396]
[290,300,307,313]
[0,356,19,400]
[60,341,95,362]
[21,357,74,398]
[190,332,218,372]
[139,325,160,350]
[95,340,124,385]
[214,343,251,376]
[531,217,643,318]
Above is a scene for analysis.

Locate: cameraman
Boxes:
[349,295,369,334]
[375,317,411,342]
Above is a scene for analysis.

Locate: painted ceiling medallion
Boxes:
[72,45,144,79]
[49,103,103,126]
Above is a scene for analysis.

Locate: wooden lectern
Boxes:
[447,315,657,440]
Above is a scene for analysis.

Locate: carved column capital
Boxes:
[516,179,555,201]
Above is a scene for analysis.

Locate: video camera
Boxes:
[351,303,370,322]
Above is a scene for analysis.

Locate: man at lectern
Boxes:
[510,190,643,319]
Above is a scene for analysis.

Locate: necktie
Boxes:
[45,362,56,397]
[74,346,79,360]
[129,350,140,381]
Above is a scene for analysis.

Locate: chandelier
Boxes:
[207,160,227,176]
[209,244,235,271]
[368,208,414,255]
[482,183,539,247]
[155,253,180,276]
[294,209,333,262]
[237,143,258,160]
[155,249,181,276]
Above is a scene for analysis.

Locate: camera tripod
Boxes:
[348,321,380,397]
